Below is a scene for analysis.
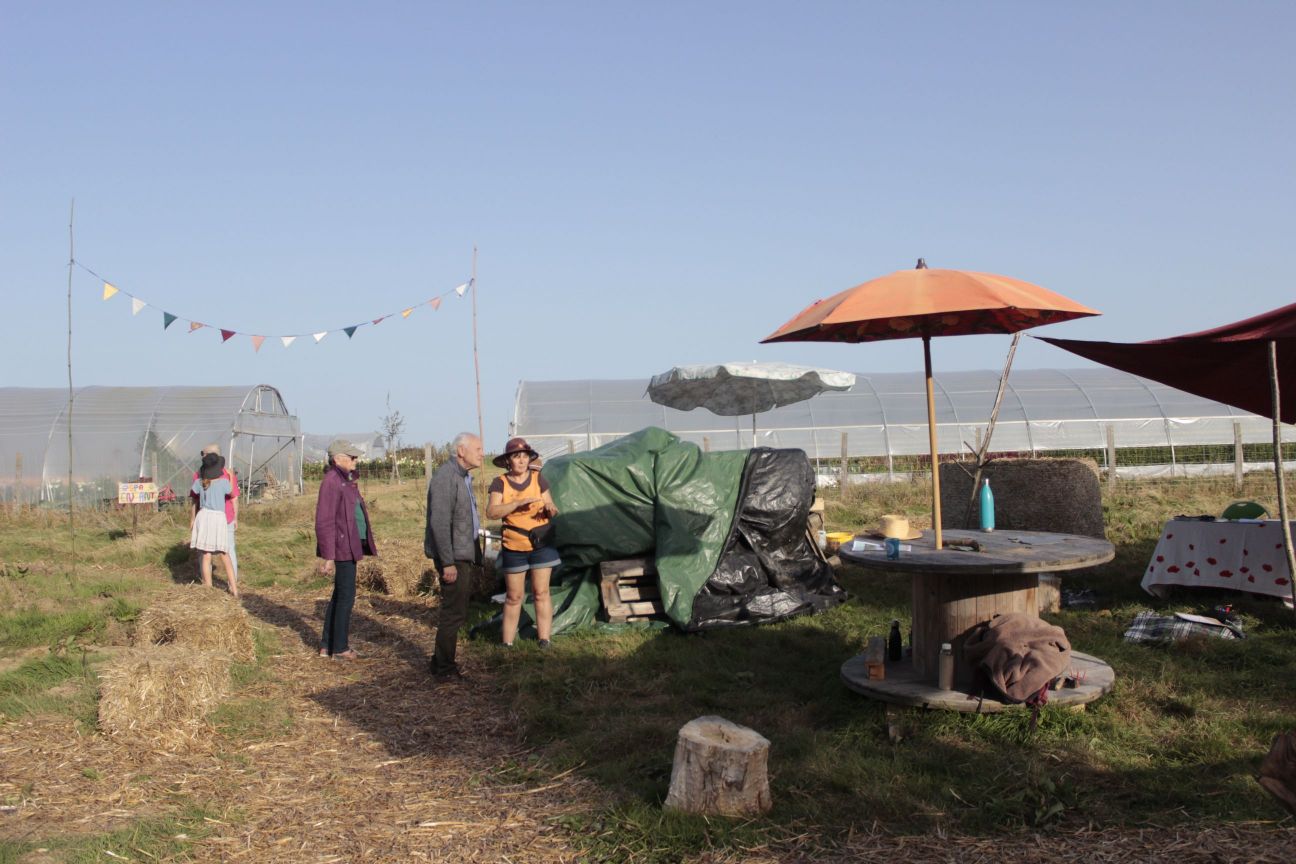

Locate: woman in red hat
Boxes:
[486,437,559,647]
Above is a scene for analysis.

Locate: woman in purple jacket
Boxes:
[315,440,377,659]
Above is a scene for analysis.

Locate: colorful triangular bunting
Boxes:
[401,307,414,319]
[220,329,236,343]
[281,336,297,348]
[163,312,178,330]
[453,282,469,297]
[372,316,387,325]
[189,321,205,332]
[102,282,119,300]
[312,331,328,343]
[131,297,146,316]
[429,297,441,310]
[344,326,358,339]
[251,335,266,353]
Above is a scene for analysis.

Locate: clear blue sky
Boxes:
[4,2,1294,447]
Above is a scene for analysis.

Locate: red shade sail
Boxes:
[1038,302,1296,425]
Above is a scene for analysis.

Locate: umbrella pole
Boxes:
[924,333,943,550]
[1268,341,1296,615]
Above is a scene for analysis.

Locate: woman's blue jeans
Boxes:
[320,559,357,654]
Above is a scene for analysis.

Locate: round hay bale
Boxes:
[356,537,435,597]
[132,584,255,662]
[98,647,231,748]
[939,458,1105,538]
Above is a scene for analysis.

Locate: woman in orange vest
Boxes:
[486,437,560,647]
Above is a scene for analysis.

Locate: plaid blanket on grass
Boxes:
[1123,611,1240,643]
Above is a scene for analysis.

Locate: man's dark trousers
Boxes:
[434,560,478,673]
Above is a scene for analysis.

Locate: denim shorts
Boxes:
[499,546,561,574]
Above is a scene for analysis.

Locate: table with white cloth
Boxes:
[1142,519,1295,602]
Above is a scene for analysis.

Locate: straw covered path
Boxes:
[3,585,603,862]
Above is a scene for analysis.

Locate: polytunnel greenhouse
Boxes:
[0,385,302,507]
[512,368,1295,481]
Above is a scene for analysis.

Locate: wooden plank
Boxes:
[599,558,656,579]
[617,585,660,602]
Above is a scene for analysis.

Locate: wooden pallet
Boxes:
[599,558,665,623]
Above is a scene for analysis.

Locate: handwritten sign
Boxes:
[118,482,158,504]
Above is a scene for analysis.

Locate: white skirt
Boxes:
[191,509,229,553]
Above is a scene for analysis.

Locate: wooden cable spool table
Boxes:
[837,529,1115,709]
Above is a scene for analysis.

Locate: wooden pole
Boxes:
[839,432,848,493]
[924,334,942,550]
[1266,341,1296,616]
[66,199,76,578]
[424,442,433,480]
[1234,420,1245,492]
[470,246,486,505]
[1106,424,1117,490]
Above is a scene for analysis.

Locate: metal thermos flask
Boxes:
[888,620,902,661]
[938,643,954,690]
[979,479,995,532]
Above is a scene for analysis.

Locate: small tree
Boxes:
[380,393,406,482]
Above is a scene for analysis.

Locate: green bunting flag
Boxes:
[163,312,178,330]
[344,325,358,339]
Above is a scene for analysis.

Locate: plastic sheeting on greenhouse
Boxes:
[0,385,302,507]
[302,432,386,464]
[511,367,1294,473]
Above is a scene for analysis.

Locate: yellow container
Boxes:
[825,531,854,552]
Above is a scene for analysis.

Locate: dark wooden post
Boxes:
[839,432,849,493]
[1234,421,1244,492]
[1106,425,1117,490]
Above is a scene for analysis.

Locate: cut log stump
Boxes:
[663,715,772,816]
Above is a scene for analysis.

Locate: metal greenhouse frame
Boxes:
[0,385,302,507]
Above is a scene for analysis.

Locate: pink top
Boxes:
[190,468,240,523]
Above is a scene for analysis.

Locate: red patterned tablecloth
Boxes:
[1142,519,1295,601]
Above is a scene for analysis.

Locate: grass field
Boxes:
[1,470,1293,861]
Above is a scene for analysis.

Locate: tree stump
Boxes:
[663,716,772,816]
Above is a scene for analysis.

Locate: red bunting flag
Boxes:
[429,297,441,310]
[220,329,236,343]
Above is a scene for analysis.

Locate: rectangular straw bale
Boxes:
[356,537,435,597]
[98,647,231,748]
[939,458,1105,538]
[132,583,255,661]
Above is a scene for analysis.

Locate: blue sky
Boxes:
[4,2,1294,447]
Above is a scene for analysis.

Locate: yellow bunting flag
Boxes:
[102,282,119,300]
[401,307,414,318]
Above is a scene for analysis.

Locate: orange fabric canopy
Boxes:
[761,268,1099,344]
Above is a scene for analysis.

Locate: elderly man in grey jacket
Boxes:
[424,432,485,678]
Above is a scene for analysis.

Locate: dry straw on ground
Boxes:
[357,536,436,597]
[97,646,231,748]
[940,457,1105,538]
[132,582,255,661]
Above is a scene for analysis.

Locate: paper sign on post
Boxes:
[118,482,158,504]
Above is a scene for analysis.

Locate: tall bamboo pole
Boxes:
[66,199,77,578]
[924,333,942,550]
[470,246,487,508]
[1268,341,1295,615]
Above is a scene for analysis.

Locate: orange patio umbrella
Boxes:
[762,259,1100,549]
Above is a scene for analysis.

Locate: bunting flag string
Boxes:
[76,259,473,351]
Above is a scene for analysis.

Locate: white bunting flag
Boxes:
[313,331,328,343]
[454,282,469,297]
[131,297,146,316]
[281,336,297,348]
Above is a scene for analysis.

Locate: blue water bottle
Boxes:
[979,479,995,532]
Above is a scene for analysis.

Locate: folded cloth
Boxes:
[1123,611,1240,643]
[963,612,1071,703]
